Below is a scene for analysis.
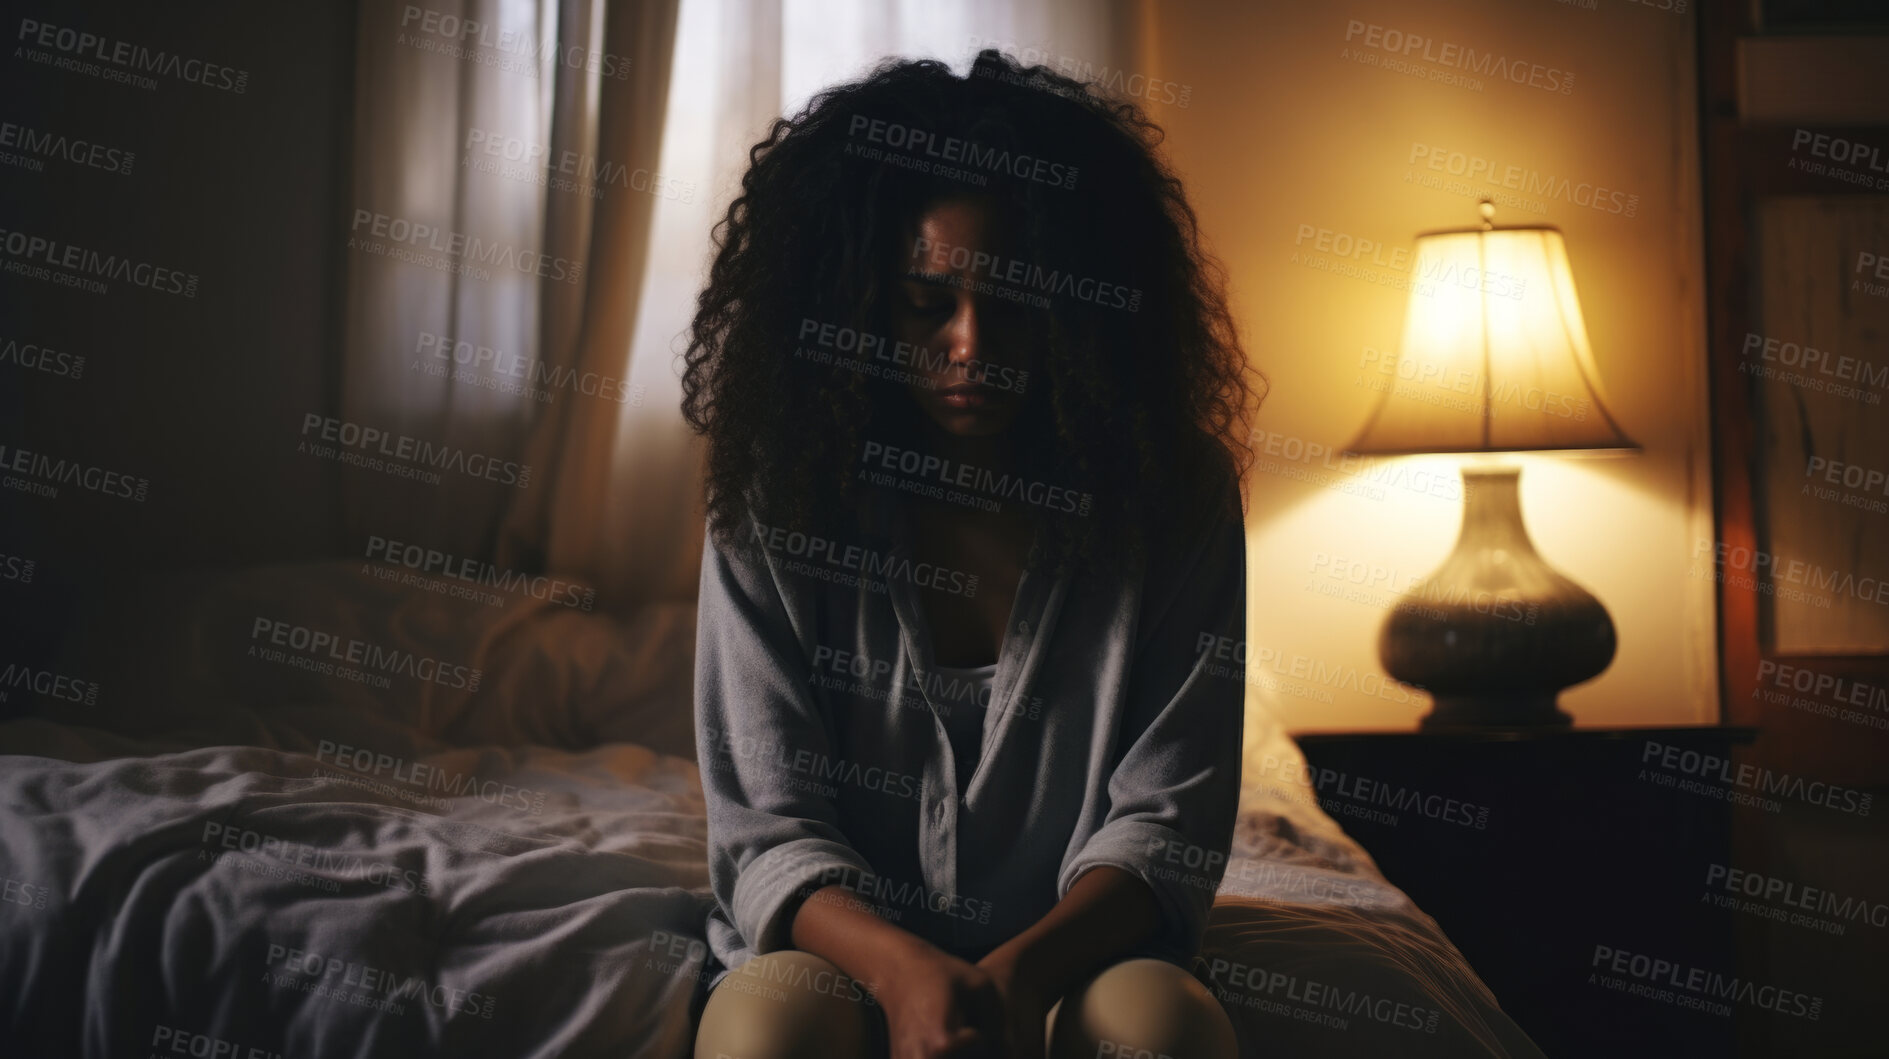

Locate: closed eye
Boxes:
[898,279,955,317]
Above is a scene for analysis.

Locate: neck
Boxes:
[913,417,1017,476]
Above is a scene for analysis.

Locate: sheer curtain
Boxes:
[340,0,679,565]
[497,0,1131,609]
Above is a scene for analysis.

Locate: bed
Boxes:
[0,560,1546,1057]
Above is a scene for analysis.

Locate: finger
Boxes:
[964,987,1008,1039]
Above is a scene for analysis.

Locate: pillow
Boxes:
[31,560,699,761]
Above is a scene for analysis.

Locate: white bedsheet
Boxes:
[0,560,1545,1058]
[0,736,712,1058]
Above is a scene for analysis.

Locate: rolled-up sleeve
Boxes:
[1056,481,1246,964]
[694,516,876,956]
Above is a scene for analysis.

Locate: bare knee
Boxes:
[1049,957,1237,1059]
[693,950,879,1059]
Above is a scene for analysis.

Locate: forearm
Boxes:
[789,883,940,998]
[981,865,1162,1000]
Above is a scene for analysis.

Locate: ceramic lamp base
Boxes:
[1379,465,1617,730]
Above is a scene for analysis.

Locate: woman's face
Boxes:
[890,197,1038,439]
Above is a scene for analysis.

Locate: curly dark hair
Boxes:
[680,48,1265,577]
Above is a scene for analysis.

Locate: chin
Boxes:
[926,409,1018,438]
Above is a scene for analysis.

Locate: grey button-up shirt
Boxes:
[693,481,1245,982]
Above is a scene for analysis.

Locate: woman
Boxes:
[683,49,1264,1059]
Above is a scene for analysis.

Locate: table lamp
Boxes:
[1343,201,1639,730]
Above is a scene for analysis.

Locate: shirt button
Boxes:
[1018,620,1031,635]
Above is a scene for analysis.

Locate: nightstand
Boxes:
[1294,725,1758,1059]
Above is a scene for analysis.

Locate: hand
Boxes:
[873,941,1007,1059]
[978,949,1054,1059]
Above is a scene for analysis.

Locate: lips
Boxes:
[935,383,1001,409]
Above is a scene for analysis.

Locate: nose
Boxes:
[944,296,982,367]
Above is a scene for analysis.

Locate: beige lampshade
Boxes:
[1344,221,1638,455]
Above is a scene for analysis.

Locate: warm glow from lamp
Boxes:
[1347,219,1638,456]
[1343,202,1639,730]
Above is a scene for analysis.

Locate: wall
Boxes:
[2,3,354,602]
[1134,0,1716,730]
